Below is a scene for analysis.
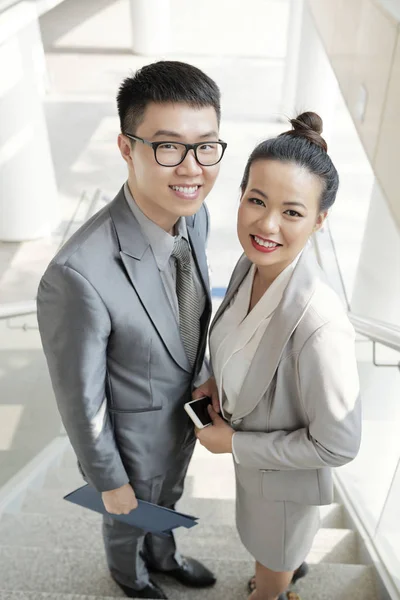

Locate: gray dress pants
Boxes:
[102,443,194,590]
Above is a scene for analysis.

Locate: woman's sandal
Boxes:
[249,578,301,600]
[247,562,309,594]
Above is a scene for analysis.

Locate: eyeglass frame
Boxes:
[123,133,227,167]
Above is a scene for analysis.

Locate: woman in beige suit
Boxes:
[195,112,361,600]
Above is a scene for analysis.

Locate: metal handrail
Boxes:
[313,221,400,354]
[0,0,67,18]
[0,190,107,324]
[0,300,36,320]
[348,313,400,353]
[0,0,18,15]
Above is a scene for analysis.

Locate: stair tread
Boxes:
[42,466,86,493]
[20,487,345,527]
[19,488,236,521]
[318,502,345,528]
[0,511,360,564]
[0,547,377,600]
[20,488,100,518]
[0,593,121,600]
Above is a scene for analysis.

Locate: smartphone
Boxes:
[184,396,213,429]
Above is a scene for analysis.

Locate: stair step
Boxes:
[42,466,86,494]
[18,489,236,522]
[307,528,360,564]
[20,488,100,518]
[45,445,237,501]
[0,512,361,564]
[0,547,378,600]
[60,447,79,469]
[177,496,235,525]
[0,512,249,560]
[291,563,377,600]
[0,593,119,600]
[178,498,345,529]
[19,486,345,531]
[319,502,345,528]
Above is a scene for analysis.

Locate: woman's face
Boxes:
[237,159,327,275]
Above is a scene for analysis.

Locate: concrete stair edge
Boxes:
[0,593,123,600]
[18,487,345,529]
[0,546,378,600]
[0,511,361,565]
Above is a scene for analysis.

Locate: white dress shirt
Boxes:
[210,255,300,460]
[124,183,209,384]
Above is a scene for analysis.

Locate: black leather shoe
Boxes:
[113,578,168,599]
[154,556,216,588]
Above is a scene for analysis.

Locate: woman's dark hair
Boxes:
[240,112,339,212]
[117,60,221,136]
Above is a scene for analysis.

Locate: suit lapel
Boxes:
[210,254,252,334]
[186,220,213,377]
[109,189,191,373]
[232,249,320,420]
[187,223,210,302]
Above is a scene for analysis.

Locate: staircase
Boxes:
[0,437,380,600]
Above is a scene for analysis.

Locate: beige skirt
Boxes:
[235,475,320,572]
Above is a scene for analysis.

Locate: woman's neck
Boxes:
[255,260,291,290]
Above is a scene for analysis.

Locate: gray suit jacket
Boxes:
[37,187,211,492]
[210,248,361,505]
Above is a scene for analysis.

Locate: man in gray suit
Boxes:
[37,61,226,599]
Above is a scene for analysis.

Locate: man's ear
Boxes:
[118,134,133,166]
[314,210,328,233]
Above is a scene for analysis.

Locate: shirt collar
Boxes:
[124,182,189,271]
[244,252,302,322]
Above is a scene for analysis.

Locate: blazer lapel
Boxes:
[187,223,211,302]
[185,220,214,378]
[232,249,321,420]
[210,253,252,334]
[109,189,191,373]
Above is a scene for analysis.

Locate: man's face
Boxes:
[118,102,221,230]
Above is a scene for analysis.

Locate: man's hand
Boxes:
[193,376,220,413]
[102,483,138,515]
[196,405,234,454]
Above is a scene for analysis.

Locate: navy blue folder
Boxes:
[64,484,198,535]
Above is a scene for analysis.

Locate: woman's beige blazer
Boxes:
[210,248,361,506]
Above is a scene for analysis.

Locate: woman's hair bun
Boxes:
[282,111,328,152]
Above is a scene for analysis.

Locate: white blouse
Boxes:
[210,256,300,418]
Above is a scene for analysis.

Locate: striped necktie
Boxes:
[172,237,200,368]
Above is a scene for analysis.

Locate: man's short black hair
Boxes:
[117,61,221,135]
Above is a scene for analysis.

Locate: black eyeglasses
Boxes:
[124,133,227,167]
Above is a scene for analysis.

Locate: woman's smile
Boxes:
[250,234,282,253]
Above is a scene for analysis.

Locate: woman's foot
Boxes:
[291,562,309,584]
[248,591,301,600]
[248,575,257,594]
[247,562,308,594]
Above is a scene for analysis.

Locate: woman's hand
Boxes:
[196,405,235,454]
[193,376,220,413]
